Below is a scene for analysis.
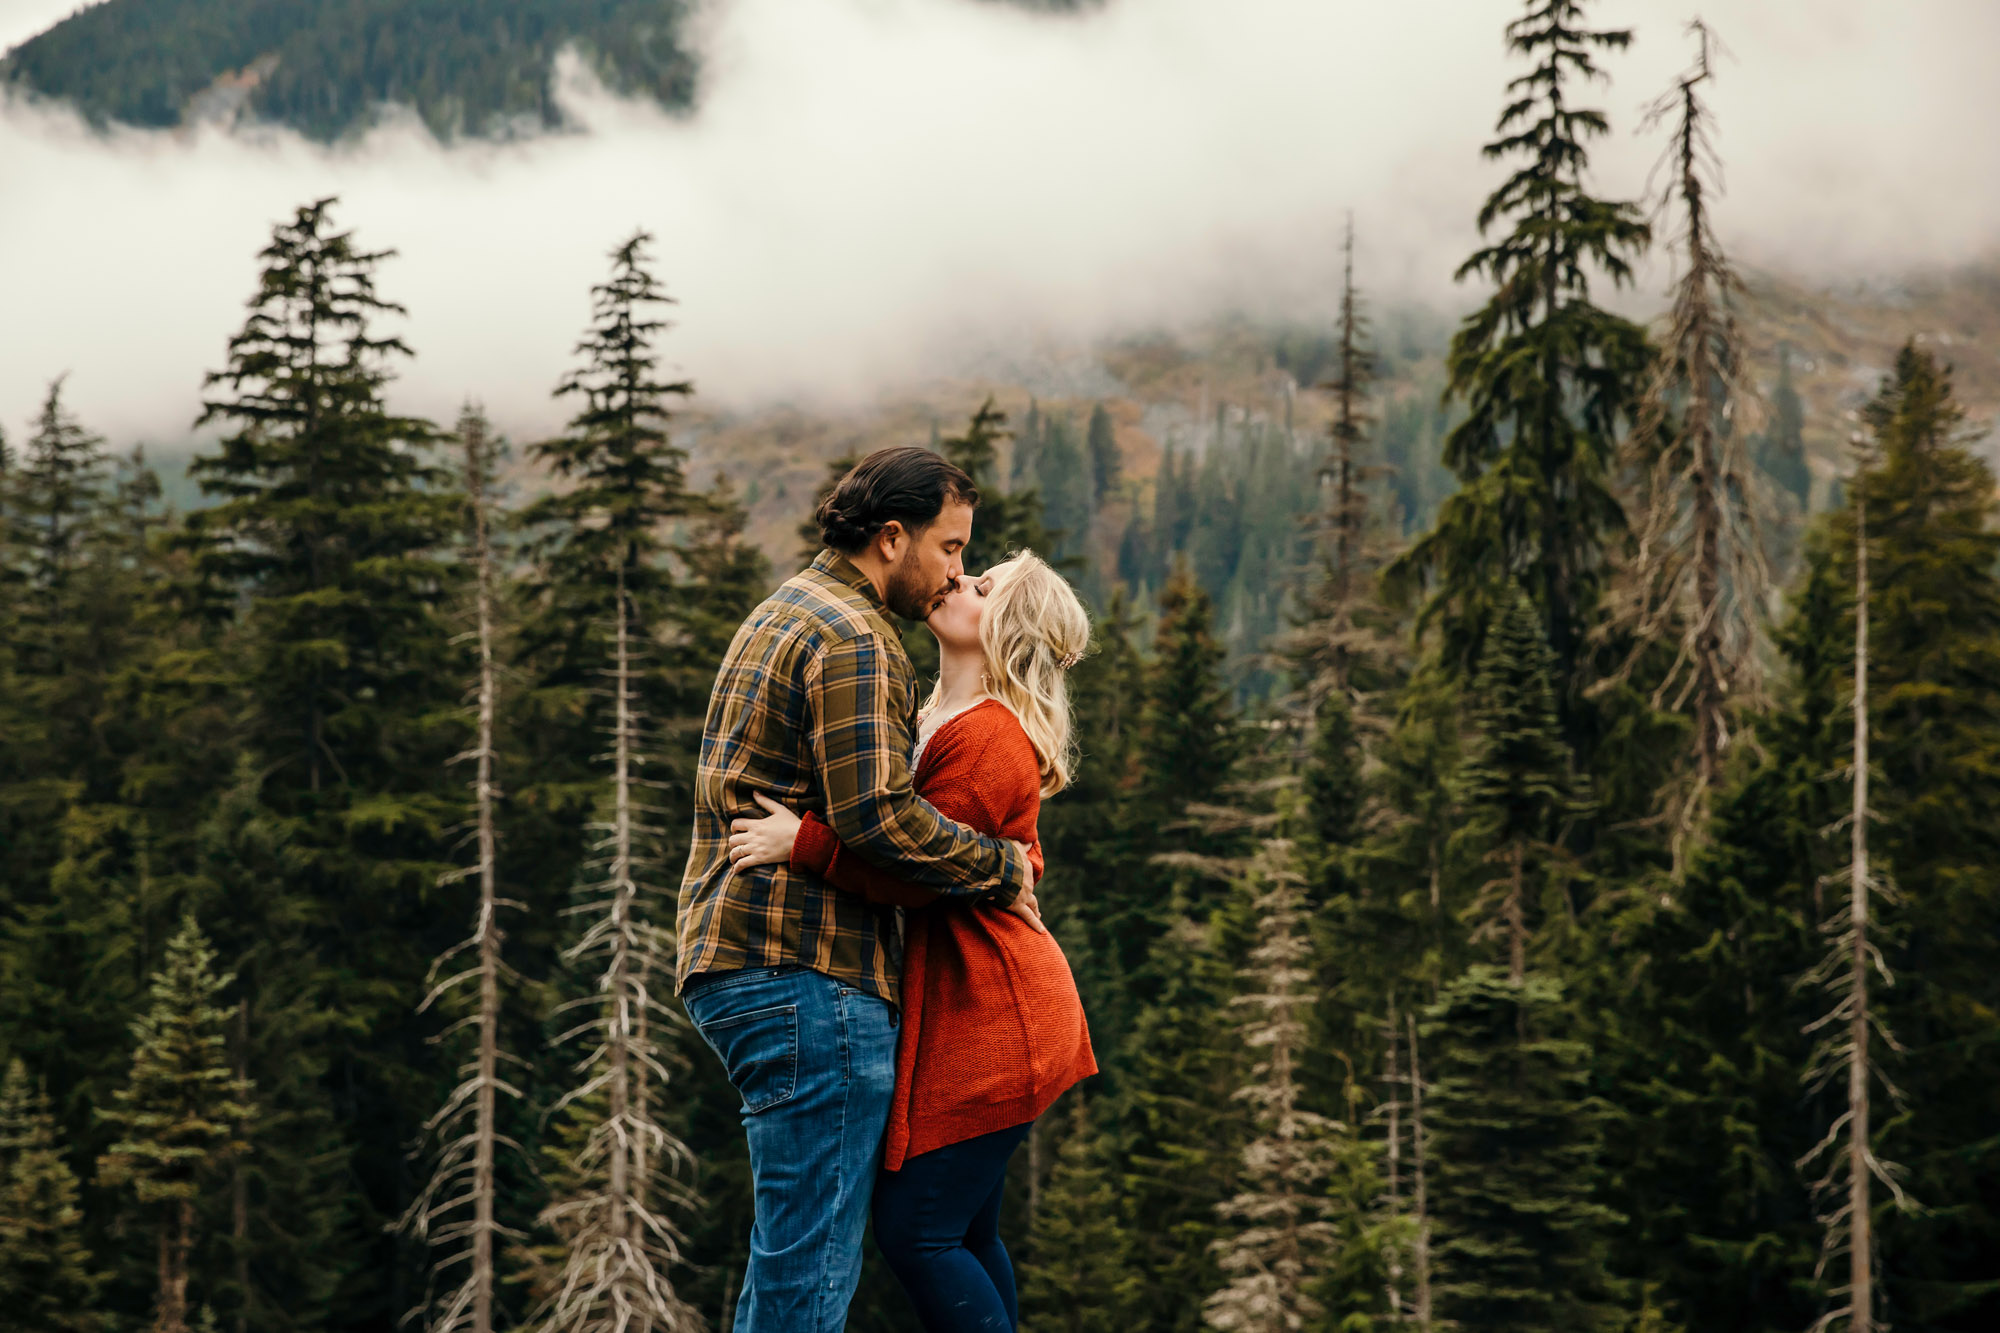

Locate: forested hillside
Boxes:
[4,4,1999,1333]
[2,0,700,139]
[0,0,1092,140]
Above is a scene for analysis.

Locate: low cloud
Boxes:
[3,0,1997,447]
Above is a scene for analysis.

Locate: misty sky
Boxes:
[3,0,1997,446]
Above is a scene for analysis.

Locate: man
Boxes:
[677,445,1040,1331]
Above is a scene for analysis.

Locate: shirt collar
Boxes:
[812,548,888,614]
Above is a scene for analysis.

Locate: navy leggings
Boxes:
[871,1121,1033,1332]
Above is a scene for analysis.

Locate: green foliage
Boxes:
[1019,1098,1124,1333]
[3,0,699,141]
[939,396,1056,574]
[1452,589,1586,974]
[8,7,2000,1326]
[7,376,109,632]
[185,195,463,1327]
[1140,568,1240,815]
[1424,966,1622,1333]
[1086,402,1121,508]
[1755,345,1813,512]
[97,916,253,1209]
[1389,0,1652,736]
[1112,913,1244,1333]
[0,1059,105,1332]
[522,230,696,637]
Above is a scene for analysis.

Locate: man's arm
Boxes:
[806,633,1030,901]
[792,813,1045,909]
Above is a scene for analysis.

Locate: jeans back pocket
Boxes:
[695,1003,800,1115]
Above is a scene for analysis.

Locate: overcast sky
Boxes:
[3,0,1997,446]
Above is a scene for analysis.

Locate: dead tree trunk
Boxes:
[1609,20,1773,861]
[158,1197,193,1333]
[1845,486,1873,1333]
[534,564,701,1333]
[1801,467,1908,1333]
[1382,1004,1404,1319]
[402,409,523,1333]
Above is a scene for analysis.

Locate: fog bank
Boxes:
[3,0,1996,446]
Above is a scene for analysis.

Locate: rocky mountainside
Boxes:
[683,258,2000,569]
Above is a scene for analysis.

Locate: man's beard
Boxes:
[883,559,946,621]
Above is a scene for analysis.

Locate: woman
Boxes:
[725,550,1097,1332]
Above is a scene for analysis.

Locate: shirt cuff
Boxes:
[995,840,1032,906]
[791,811,839,878]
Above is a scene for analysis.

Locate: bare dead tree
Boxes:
[1798,456,1907,1333]
[1203,840,1343,1333]
[1289,215,1397,712]
[1380,1006,1404,1320]
[1601,20,1773,862]
[533,566,702,1333]
[401,407,527,1333]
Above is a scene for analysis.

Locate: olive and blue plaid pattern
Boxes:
[676,550,1030,1005]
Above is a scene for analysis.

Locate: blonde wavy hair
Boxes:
[926,550,1090,796]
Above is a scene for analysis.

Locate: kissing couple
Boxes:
[676,445,1098,1331]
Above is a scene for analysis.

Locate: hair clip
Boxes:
[1058,650,1082,670]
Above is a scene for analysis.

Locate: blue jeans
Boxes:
[683,965,897,1333]
[872,1122,1034,1332]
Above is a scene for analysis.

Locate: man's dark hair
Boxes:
[815,446,980,554]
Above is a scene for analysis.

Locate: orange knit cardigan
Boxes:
[791,698,1096,1171]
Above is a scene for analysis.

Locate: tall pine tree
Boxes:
[187,195,461,1328]
[1388,0,1651,747]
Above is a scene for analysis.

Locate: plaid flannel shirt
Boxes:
[676,550,1031,1005]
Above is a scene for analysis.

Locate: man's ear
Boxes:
[874,520,906,562]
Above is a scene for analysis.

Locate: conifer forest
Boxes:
[3,3,1998,1332]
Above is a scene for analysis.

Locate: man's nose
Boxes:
[947,553,964,582]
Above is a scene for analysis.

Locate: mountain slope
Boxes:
[1,0,698,140]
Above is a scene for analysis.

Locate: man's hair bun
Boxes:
[815,446,981,555]
[813,496,875,552]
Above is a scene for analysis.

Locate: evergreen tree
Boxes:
[1113,912,1245,1333]
[520,229,697,662]
[7,375,110,648]
[186,194,460,1326]
[1295,215,1393,698]
[938,396,1053,573]
[1756,346,1812,515]
[97,916,255,1333]
[1019,1098,1124,1333]
[0,1058,104,1332]
[1037,415,1092,558]
[1423,968,1621,1333]
[1301,690,1364,904]
[1453,589,1584,981]
[1086,402,1121,509]
[1388,0,1651,743]
[1141,568,1240,815]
